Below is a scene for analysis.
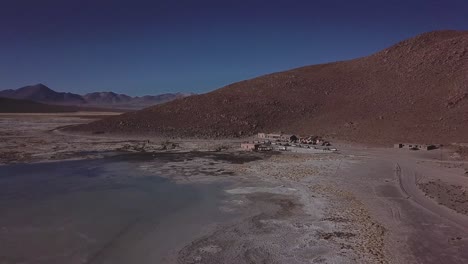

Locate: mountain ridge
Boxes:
[0,85,194,109]
[0,84,86,105]
[68,30,468,145]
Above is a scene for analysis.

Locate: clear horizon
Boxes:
[1,0,467,96]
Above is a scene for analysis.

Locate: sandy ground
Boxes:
[1,113,468,263]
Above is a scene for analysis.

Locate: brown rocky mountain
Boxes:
[69,30,468,145]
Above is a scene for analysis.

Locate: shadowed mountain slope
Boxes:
[69,30,468,144]
[0,84,85,105]
[0,97,82,113]
[83,92,133,105]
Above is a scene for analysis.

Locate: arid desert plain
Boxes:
[0,112,467,264]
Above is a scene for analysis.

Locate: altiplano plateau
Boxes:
[1,3,468,262]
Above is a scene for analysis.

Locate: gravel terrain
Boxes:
[1,113,468,263]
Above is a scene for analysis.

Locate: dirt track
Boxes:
[335,146,468,263]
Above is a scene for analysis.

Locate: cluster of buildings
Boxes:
[394,143,439,151]
[242,133,441,153]
[241,132,333,152]
[241,143,270,151]
[257,133,330,145]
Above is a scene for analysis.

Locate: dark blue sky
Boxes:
[1,0,467,95]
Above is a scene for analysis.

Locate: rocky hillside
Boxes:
[69,30,468,144]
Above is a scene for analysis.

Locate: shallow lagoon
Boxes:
[0,155,228,264]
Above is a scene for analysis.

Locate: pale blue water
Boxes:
[0,155,227,264]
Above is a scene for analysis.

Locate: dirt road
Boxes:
[337,146,468,263]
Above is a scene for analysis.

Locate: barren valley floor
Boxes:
[0,113,467,264]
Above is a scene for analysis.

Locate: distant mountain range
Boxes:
[0,84,194,109]
[82,91,194,109]
[0,84,85,105]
